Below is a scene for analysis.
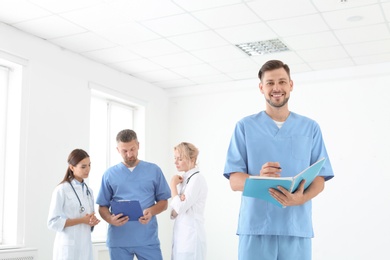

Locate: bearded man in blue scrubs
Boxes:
[223,60,334,260]
[97,129,171,260]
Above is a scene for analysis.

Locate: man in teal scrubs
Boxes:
[224,60,334,260]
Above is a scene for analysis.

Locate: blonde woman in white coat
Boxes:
[170,142,208,260]
[47,149,100,260]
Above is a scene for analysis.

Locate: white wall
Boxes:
[2,21,390,260]
[167,64,390,259]
[0,23,171,259]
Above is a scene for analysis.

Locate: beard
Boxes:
[124,157,138,167]
[266,96,289,108]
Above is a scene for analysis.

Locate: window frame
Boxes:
[88,82,145,242]
[0,51,28,248]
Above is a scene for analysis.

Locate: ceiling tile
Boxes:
[322,4,385,30]
[267,14,330,37]
[154,78,197,89]
[311,0,378,12]
[191,74,232,84]
[192,4,261,29]
[0,0,51,24]
[248,0,318,20]
[191,45,247,63]
[170,63,222,78]
[29,0,101,13]
[59,3,132,31]
[82,46,141,64]
[381,2,390,21]
[251,51,305,66]
[111,0,184,21]
[110,58,163,74]
[49,32,116,52]
[228,70,256,80]
[334,24,390,44]
[149,52,203,68]
[353,53,390,65]
[344,39,390,56]
[289,63,313,74]
[167,30,230,51]
[282,31,340,50]
[92,22,161,45]
[308,58,355,70]
[140,13,208,37]
[13,15,86,39]
[215,22,277,44]
[210,57,259,73]
[296,46,350,62]
[171,0,242,12]
[125,39,184,58]
[132,69,183,82]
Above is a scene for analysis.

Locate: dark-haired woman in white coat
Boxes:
[47,149,100,260]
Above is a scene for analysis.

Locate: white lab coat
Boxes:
[47,179,95,260]
[170,168,208,260]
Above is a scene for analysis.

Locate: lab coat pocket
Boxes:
[56,245,74,260]
[55,233,76,259]
[58,231,75,245]
[175,221,196,253]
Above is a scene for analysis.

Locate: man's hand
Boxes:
[269,180,306,207]
[260,162,282,177]
[139,209,152,224]
[109,213,129,226]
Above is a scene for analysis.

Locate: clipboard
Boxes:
[110,200,143,221]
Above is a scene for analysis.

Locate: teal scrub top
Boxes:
[224,111,334,238]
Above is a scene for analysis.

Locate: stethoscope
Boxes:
[179,171,199,195]
[69,181,92,213]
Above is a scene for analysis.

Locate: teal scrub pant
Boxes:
[109,244,163,260]
[238,235,312,260]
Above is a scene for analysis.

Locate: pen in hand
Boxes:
[261,163,282,177]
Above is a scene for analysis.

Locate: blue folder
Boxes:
[110,200,143,221]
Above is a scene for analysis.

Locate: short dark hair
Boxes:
[116,129,138,143]
[258,60,291,81]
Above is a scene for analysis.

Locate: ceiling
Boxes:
[1,0,390,90]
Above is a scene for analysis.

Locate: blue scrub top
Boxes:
[96,160,171,247]
[224,111,334,238]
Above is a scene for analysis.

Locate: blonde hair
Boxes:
[174,142,199,165]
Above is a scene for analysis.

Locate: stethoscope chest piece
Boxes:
[69,181,91,214]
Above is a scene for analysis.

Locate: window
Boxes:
[88,84,145,242]
[0,64,8,245]
[0,53,26,247]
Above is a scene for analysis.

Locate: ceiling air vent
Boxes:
[235,39,289,56]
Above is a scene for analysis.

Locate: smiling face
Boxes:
[259,67,293,109]
[70,157,91,182]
